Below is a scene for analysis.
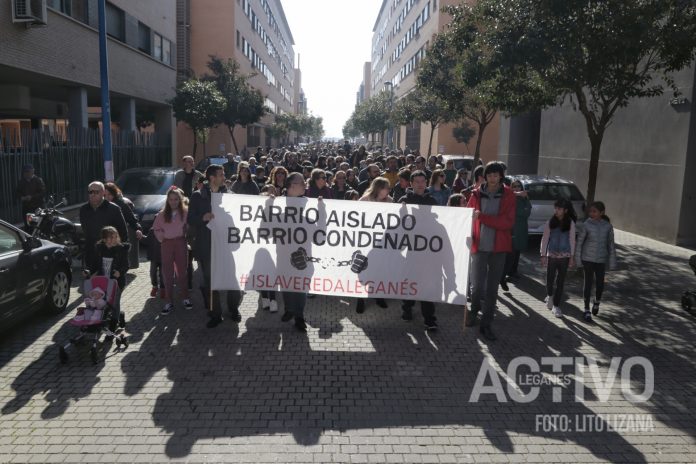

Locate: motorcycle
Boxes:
[25,196,83,261]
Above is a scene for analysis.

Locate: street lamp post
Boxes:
[383,81,394,150]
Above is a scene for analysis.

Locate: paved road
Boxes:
[1,230,695,463]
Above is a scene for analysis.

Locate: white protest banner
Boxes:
[210,194,472,304]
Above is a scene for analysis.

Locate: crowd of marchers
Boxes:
[16,141,617,341]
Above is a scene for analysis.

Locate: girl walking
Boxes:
[575,201,617,322]
[152,187,191,315]
[84,226,130,290]
[540,198,576,318]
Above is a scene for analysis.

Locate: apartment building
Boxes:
[357,61,371,106]
[368,0,499,158]
[176,0,299,158]
[0,0,177,148]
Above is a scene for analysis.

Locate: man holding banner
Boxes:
[188,164,243,328]
[396,170,439,330]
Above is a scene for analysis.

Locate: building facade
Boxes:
[176,0,299,159]
[498,65,696,245]
[368,0,499,159]
[0,0,177,151]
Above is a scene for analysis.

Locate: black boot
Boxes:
[294,317,307,332]
[376,298,388,308]
[480,326,497,341]
[356,299,365,314]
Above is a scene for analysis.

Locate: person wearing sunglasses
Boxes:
[305,169,333,199]
[79,181,128,277]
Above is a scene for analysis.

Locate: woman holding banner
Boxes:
[353,177,392,313]
[267,166,289,195]
[280,172,312,332]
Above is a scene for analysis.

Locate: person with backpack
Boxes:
[540,198,577,318]
[575,201,617,322]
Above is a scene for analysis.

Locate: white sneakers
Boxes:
[552,306,563,318]
[262,297,278,312]
[183,299,193,310]
[545,296,554,310]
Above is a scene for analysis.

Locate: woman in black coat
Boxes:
[104,182,143,240]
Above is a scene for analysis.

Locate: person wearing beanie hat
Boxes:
[16,164,46,228]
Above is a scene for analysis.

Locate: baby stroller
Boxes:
[59,276,128,364]
[682,255,696,314]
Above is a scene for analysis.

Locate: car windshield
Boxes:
[526,183,585,201]
[116,172,175,195]
[447,158,474,172]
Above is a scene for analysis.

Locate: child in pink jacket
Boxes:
[152,187,191,314]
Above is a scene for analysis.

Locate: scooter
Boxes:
[25,195,83,260]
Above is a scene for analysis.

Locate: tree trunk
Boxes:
[191,128,198,157]
[585,133,603,206]
[227,125,239,155]
[471,121,488,181]
[427,123,436,157]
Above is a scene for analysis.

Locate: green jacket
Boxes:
[512,196,532,251]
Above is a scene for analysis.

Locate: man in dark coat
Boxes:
[188,164,243,328]
[16,164,46,227]
[397,170,438,330]
[79,181,128,273]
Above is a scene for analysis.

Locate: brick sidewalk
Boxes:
[1,231,696,463]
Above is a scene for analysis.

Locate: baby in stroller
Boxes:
[60,276,128,364]
[74,287,107,322]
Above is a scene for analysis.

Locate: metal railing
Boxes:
[1,127,172,223]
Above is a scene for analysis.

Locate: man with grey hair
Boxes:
[79,181,128,273]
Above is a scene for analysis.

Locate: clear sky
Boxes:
[282,0,381,140]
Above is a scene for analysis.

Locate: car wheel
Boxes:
[45,267,70,313]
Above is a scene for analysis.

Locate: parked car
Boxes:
[196,155,229,174]
[440,154,479,173]
[0,219,72,333]
[115,167,178,232]
[510,175,586,235]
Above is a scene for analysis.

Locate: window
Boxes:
[236,30,240,48]
[405,120,421,150]
[154,33,162,61]
[0,225,22,255]
[105,2,125,41]
[526,184,585,202]
[47,0,88,23]
[162,38,171,65]
[138,22,151,54]
[247,126,261,147]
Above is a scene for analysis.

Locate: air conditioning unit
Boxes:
[11,0,48,25]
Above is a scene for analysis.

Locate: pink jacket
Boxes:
[152,211,188,242]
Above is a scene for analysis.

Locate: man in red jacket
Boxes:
[466,162,516,341]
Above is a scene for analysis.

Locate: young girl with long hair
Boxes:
[84,226,130,290]
[540,198,577,318]
[152,187,191,315]
[359,177,393,203]
[575,201,617,322]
